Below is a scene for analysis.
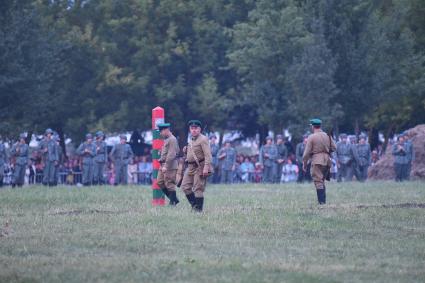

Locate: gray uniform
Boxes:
[405,140,414,180]
[259,144,278,183]
[93,140,108,185]
[77,142,96,185]
[110,143,134,185]
[210,143,220,183]
[0,142,7,187]
[336,142,355,182]
[356,143,371,182]
[39,138,59,186]
[392,142,410,182]
[218,147,236,184]
[296,142,310,182]
[275,143,288,183]
[11,143,29,186]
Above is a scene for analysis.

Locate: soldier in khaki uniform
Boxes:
[302,119,336,205]
[181,120,212,212]
[157,123,180,205]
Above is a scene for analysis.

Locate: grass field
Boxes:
[0,181,424,283]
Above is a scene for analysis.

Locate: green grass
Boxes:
[0,182,424,283]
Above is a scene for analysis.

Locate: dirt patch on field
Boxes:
[369,124,425,180]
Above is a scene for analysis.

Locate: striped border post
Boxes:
[152,106,166,206]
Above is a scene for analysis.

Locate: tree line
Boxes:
[1,0,424,148]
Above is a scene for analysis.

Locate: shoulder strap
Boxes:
[188,140,201,167]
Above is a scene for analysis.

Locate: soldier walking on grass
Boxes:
[259,136,278,183]
[181,120,213,212]
[157,123,180,205]
[77,134,96,186]
[218,140,236,184]
[356,134,371,182]
[93,131,108,185]
[302,119,336,205]
[110,134,134,186]
[11,134,29,188]
[39,128,59,186]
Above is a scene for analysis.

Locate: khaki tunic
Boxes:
[181,134,212,197]
[303,131,336,188]
[157,134,179,191]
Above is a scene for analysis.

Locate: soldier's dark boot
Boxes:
[193,197,204,212]
[316,189,326,205]
[185,192,196,208]
[169,191,180,206]
[161,187,171,200]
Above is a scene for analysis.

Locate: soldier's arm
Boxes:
[302,138,313,165]
[200,138,212,167]
[159,140,167,164]
[165,139,176,169]
[109,146,116,161]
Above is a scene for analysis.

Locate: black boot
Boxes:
[193,197,204,212]
[161,187,171,200]
[316,189,326,205]
[169,191,180,206]
[185,192,196,207]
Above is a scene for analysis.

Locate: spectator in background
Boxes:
[281,159,298,183]
[259,136,278,183]
[128,158,138,184]
[253,162,263,183]
[137,155,152,184]
[218,140,237,184]
[240,157,255,183]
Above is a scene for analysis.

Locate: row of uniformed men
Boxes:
[0,129,134,187]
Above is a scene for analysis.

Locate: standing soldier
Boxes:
[336,134,354,182]
[259,136,278,183]
[392,134,410,182]
[356,134,371,182]
[0,135,8,187]
[403,132,414,180]
[11,134,29,187]
[181,120,212,212]
[302,119,336,205]
[218,140,236,184]
[77,134,96,186]
[347,135,360,181]
[110,134,134,186]
[296,134,310,183]
[275,135,288,183]
[39,128,59,186]
[209,135,220,184]
[93,131,108,185]
[54,134,64,185]
[157,123,180,205]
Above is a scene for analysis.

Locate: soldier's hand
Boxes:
[202,167,209,177]
[161,167,167,173]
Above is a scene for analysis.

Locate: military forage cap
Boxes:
[266,136,273,141]
[96,131,105,137]
[209,134,217,139]
[340,133,347,138]
[19,133,26,139]
[158,123,171,130]
[120,134,127,141]
[188,120,202,127]
[86,133,93,139]
[45,128,53,135]
[276,134,284,140]
[310,118,322,126]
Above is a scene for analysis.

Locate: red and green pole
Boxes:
[152,106,166,206]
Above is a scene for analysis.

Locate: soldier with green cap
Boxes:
[110,134,134,185]
[39,128,59,186]
[218,139,236,184]
[275,134,288,183]
[77,133,96,186]
[157,123,180,205]
[11,134,29,187]
[0,135,8,187]
[302,119,336,205]
[259,136,278,183]
[93,131,108,185]
[356,134,371,182]
[181,120,213,212]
